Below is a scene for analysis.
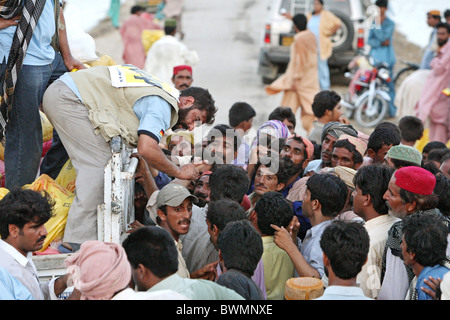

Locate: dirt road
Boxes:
[86,0,423,136]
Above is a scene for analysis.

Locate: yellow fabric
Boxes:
[415,128,450,152]
[142,29,164,53]
[55,159,76,193]
[27,175,74,252]
[307,10,341,61]
[87,54,117,67]
[0,175,74,252]
[40,111,53,142]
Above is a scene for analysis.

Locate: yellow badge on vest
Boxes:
[108,64,180,101]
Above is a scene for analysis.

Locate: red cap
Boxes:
[173,65,192,76]
[394,166,436,195]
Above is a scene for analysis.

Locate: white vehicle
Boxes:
[33,136,137,298]
[258,0,370,84]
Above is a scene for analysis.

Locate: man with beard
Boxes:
[279,134,315,196]
[278,134,315,239]
[416,22,450,143]
[42,65,217,251]
[378,166,450,300]
[304,122,359,174]
[0,188,76,300]
[171,65,193,90]
[192,171,212,208]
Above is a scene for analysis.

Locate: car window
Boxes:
[291,0,351,15]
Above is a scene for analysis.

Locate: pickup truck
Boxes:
[32,136,138,298]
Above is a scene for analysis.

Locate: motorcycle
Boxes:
[341,55,392,128]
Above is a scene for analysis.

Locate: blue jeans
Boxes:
[318,57,330,90]
[1,52,68,188]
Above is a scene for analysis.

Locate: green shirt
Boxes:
[262,236,295,300]
[147,274,244,300]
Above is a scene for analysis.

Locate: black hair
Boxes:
[398,116,424,142]
[206,124,242,154]
[444,9,450,18]
[435,174,450,216]
[206,199,247,232]
[390,158,420,169]
[353,164,394,215]
[253,156,293,186]
[402,212,449,267]
[209,165,250,203]
[292,13,308,31]
[311,90,341,118]
[179,87,218,125]
[131,5,144,14]
[0,188,55,239]
[374,121,401,135]
[254,191,293,236]
[375,0,388,8]
[428,148,450,164]
[306,173,348,217]
[436,22,450,33]
[268,107,296,128]
[122,226,178,278]
[332,139,364,164]
[228,102,256,128]
[320,220,370,279]
[367,127,401,153]
[423,141,448,156]
[164,25,177,35]
[218,220,263,276]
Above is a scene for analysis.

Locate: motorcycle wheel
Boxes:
[355,93,388,128]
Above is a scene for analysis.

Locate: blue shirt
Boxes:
[416,265,450,300]
[307,14,321,49]
[299,219,333,278]
[0,266,34,300]
[0,0,58,65]
[368,17,396,68]
[58,73,171,143]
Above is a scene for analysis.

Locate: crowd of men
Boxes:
[0,0,449,302]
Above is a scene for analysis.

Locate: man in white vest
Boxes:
[42,64,217,252]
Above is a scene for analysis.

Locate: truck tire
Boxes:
[331,10,354,53]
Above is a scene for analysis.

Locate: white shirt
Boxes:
[144,35,199,84]
[0,240,57,300]
[357,214,400,299]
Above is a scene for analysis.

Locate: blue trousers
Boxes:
[1,52,68,188]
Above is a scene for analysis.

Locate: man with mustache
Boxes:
[150,183,216,280]
[192,171,212,208]
[0,188,76,300]
[304,122,359,174]
[247,158,292,215]
[171,65,193,90]
[416,22,450,144]
[378,166,450,300]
